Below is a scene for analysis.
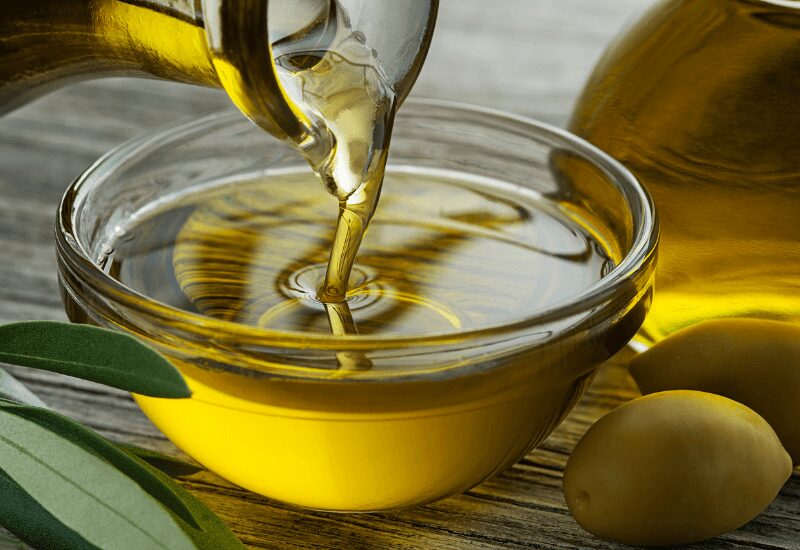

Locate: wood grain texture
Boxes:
[0,1,797,548]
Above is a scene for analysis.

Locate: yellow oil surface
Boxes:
[109,171,614,338]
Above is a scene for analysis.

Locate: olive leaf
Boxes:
[0,323,240,548]
[0,367,47,408]
[116,443,204,478]
[0,366,201,477]
[0,399,242,550]
[0,469,97,550]
[134,458,245,550]
[0,408,196,550]
[0,321,189,398]
[0,401,198,528]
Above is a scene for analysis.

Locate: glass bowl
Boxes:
[55,99,658,511]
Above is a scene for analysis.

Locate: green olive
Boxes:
[630,318,800,465]
[563,390,792,547]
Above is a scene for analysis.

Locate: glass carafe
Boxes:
[571,0,800,344]
[0,0,438,165]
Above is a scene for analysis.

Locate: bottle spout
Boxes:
[201,0,438,158]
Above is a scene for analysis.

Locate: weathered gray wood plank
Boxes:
[1,1,798,549]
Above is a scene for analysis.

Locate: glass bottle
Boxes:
[571,0,800,344]
[0,0,438,161]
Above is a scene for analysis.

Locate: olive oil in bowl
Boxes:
[57,103,657,510]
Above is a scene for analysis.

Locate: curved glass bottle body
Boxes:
[571,0,800,344]
[0,0,352,149]
[0,1,219,110]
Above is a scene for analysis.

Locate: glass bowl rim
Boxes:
[56,98,658,350]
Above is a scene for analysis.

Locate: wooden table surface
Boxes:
[1,1,798,548]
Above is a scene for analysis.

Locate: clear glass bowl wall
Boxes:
[56,100,657,511]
